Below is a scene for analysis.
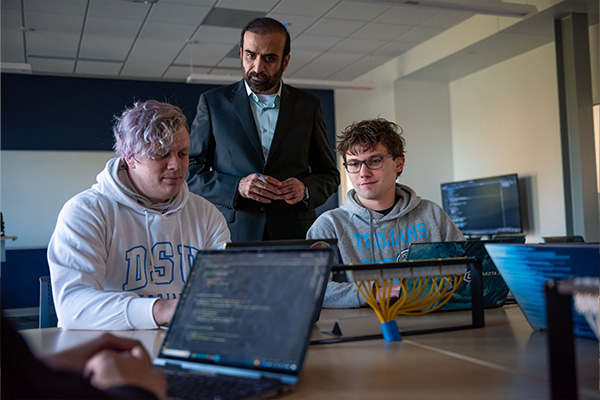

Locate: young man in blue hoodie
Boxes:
[307,118,464,308]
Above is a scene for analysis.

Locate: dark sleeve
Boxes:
[187,92,241,209]
[0,315,158,400]
[301,98,340,210]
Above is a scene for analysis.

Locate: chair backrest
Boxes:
[543,236,585,243]
[39,276,58,328]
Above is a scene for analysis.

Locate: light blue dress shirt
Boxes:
[245,81,282,161]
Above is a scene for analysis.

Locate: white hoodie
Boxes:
[48,158,231,330]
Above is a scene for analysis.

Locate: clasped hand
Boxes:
[238,174,305,205]
[42,333,167,400]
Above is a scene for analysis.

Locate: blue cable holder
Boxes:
[311,257,484,345]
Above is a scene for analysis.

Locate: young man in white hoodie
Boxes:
[307,118,463,308]
[48,100,231,330]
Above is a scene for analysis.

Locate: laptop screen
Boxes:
[226,238,340,265]
[158,248,332,375]
[484,243,599,339]
[407,238,525,309]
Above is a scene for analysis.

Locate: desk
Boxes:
[21,305,600,400]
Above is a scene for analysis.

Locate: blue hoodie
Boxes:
[307,184,464,308]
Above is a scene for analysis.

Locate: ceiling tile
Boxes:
[396,26,444,43]
[375,4,439,26]
[1,0,21,11]
[282,63,303,76]
[191,25,240,45]
[421,10,473,29]
[79,17,140,59]
[268,13,319,37]
[28,56,75,74]
[330,37,387,55]
[289,61,341,80]
[313,51,363,65]
[327,54,393,81]
[164,64,211,80]
[1,29,26,63]
[121,39,180,78]
[23,0,87,15]
[148,3,211,25]
[271,0,339,17]
[352,22,413,41]
[372,40,415,56]
[208,67,242,77]
[75,60,123,76]
[25,10,84,33]
[138,21,196,41]
[288,48,321,65]
[327,1,391,22]
[175,42,234,66]
[2,8,23,29]
[88,0,150,20]
[27,31,80,58]
[305,18,365,38]
[292,34,342,51]
[161,0,217,6]
[216,0,279,12]
[218,57,241,68]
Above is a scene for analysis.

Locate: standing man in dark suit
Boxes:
[187,17,340,242]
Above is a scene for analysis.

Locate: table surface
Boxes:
[21,305,600,400]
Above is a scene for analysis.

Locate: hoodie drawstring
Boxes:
[144,210,155,269]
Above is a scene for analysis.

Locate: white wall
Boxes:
[449,43,565,242]
[1,151,114,249]
[394,80,454,204]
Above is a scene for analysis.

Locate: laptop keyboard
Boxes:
[164,367,284,400]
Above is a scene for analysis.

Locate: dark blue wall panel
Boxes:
[1,249,49,309]
[1,73,336,154]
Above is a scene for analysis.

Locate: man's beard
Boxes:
[242,61,285,93]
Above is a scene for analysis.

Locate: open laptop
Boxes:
[407,237,525,310]
[484,243,599,339]
[154,248,333,400]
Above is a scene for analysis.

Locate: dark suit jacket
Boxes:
[187,80,340,242]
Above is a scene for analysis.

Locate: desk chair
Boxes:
[542,235,585,243]
[545,278,599,400]
[39,276,58,328]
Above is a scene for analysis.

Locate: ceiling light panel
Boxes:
[148,3,212,25]
[216,0,279,12]
[201,7,266,28]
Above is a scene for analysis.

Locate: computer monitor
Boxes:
[441,173,523,236]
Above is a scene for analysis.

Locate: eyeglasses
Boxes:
[343,154,393,173]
